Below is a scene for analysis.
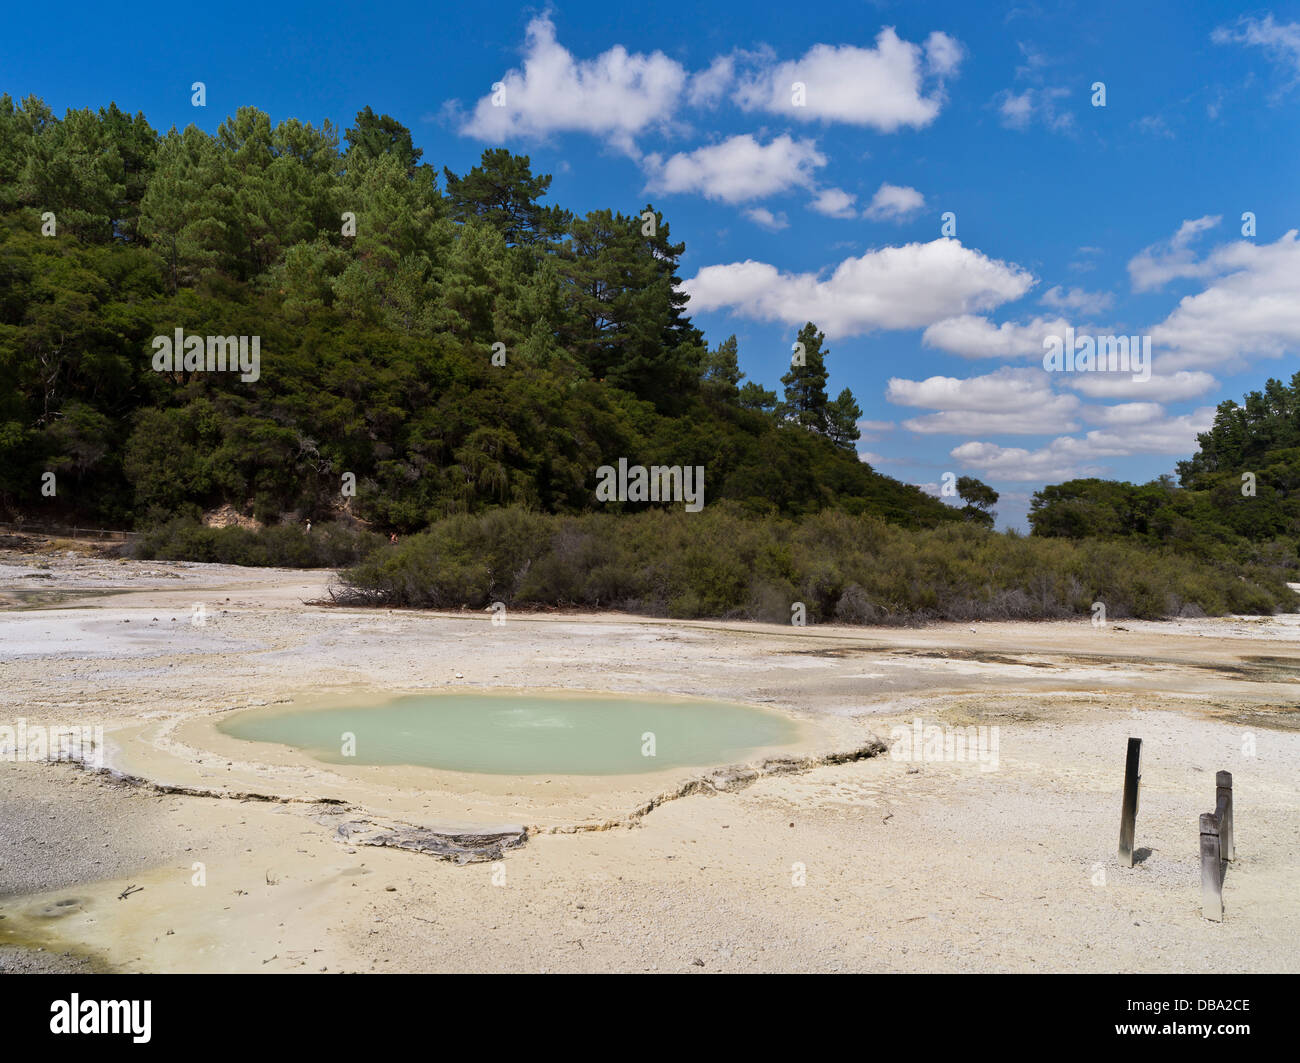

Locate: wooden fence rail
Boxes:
[0,521,139,542]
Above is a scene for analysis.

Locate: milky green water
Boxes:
[216,693,799,776]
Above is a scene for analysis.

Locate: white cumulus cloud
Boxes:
[1079,410,1218,456]
[924,31,965,76]
[922,314,1071,359]
[950,409,1216,481]
[1080,402,1166,426]
[888,368,1082,434]
[809,187,858,218]
[864,183,926,222]
[887,367,1057,412]
[687,55,735,106]
[1150,230,1300,371]
[456,15,686,151]
[685,238,1034,337]
[744,207,789,231]
[734,27,962,131]
[643,134,826,203]
[950,438,1101,482]
[1063,370,1218,403]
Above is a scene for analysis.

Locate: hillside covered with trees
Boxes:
[314,384,1298,621]
[1029,374,1300,570]
[0,95,958,533]
[2,95,1295,621]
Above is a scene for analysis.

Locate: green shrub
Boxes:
[333,507,1300,622]
[131,519,383,568]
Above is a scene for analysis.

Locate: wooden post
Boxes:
[1118,737,1142,866]
[1216,771,1234,862]
[1200,812,1223,921]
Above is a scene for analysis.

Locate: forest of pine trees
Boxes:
[2,95,1294,621]
[0,95,960,533]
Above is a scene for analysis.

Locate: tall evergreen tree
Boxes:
[217,108,341,278]
[780,322,831,432]
[0,95,53,211]
[443,150,570,247]
[98,103,158,242]
[738,381,779,414]
[825,388,862,451]
[344,106,423,176]
[17,104,157,243]
[702,334,744,398]
[139,124,231,289]
[557,205,701,408]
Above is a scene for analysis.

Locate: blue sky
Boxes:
[5,0,1300,527]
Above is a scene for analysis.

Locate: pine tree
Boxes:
[344,106,423,177]
[99,103,158,243]
[0,95,52,211]
[443,150,570,248]
[702,334,744,398]
[825,388,862,450]
[18,106,129,243]
[139,125,232,289]
[779,322,830,432]
[738,381,778,414]
[557,206,701,408]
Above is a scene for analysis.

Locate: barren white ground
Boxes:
[1,545,1297,972]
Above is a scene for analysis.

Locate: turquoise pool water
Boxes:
[216,692,799,776]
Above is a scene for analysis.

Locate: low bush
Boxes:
[332,504,1300,622]
[130,519,383,568]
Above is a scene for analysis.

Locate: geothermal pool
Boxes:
[215,692,800,776]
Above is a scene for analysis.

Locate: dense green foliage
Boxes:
[6,94,1295,622]
[0,95,956,533]
[335,504,1296,621]
[956,476,999,528]
[1029,374,1300,569]
[130,518,382,568]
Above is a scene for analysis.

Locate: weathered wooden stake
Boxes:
[1200,812,1223,921]
[1118,737,1142,866]
[1215,771,1234,863]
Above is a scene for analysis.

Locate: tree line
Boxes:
[0,95,962,532]
[1029,373,1300,566]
